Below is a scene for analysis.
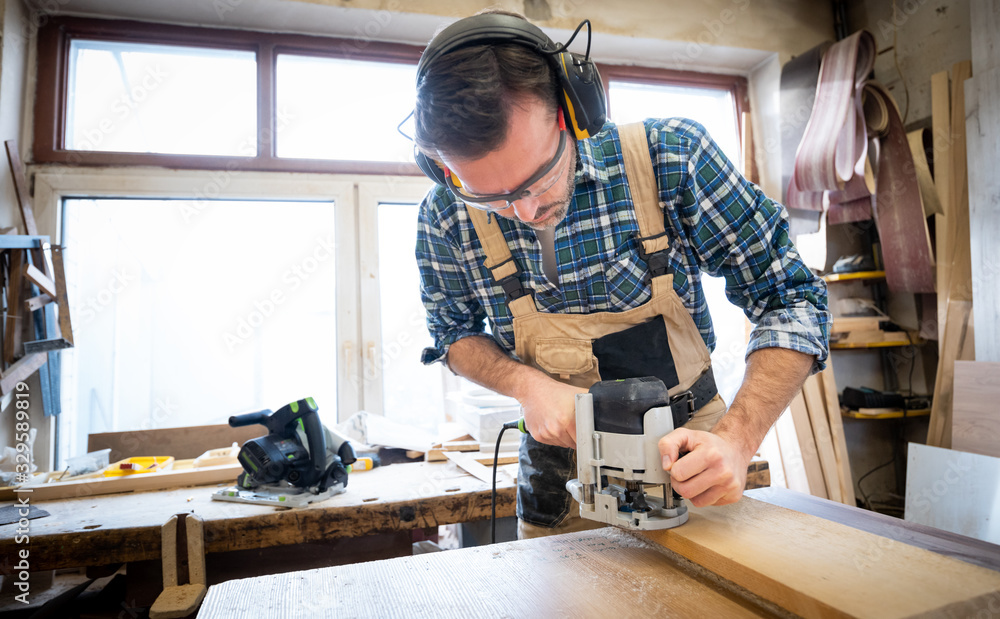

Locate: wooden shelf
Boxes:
[842,408,931,419]
[822,270,886,283]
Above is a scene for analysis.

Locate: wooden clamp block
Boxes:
[150,513,207,619]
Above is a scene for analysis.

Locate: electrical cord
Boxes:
[548,19,592,60]
[491,418,526,544]
[858,334,917,512]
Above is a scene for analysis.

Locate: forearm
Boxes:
[712,347,815,462]
[446,334,582,448]
[446,335,550,404]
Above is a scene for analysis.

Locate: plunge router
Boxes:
[566,377,691,530]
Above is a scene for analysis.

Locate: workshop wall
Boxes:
[0,0,51,476]
[846,0,971,129]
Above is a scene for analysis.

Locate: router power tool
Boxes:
[566,377,692,530]
[212,397,357,508]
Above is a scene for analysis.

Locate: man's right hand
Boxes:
[515,372,586,449]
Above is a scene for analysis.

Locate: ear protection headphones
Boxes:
[413,13,607,187]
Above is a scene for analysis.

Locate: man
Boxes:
[412,11,829,539]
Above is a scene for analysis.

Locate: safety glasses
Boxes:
[445,109,570,212]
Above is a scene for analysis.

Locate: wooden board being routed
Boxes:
[197,527,783,619]
[642,496,1000,619]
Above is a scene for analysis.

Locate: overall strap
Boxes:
[466,207,536,317]
[618,123,672,280]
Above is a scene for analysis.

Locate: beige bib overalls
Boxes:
[467,123,727,535]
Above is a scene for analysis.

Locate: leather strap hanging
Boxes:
[780,41,832,236]
[863,81,936,293]
[787,30,876,224]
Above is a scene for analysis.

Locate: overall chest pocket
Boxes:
[604,235,654,308]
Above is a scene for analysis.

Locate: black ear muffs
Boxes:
[414,14,606,186]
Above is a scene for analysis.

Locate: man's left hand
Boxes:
[658,428,748,507]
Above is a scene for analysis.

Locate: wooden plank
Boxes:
[774,408,810,494]
[801,375,840,503]
[946,60,973,303]
[952,361,1000,458]
[931,70,951,349]
[4,141,37,236]
[22,263,56,299]
[443,450,494,484]
[643,497,1000,619]
[50,245,74,347]
[87,423,265,463]
[746,486,1000,572]
[3,250,25,365]
[19,463,243,501]
[0,352,45,395]
[927,299,975,447]
[787,392,827,499]
[818,366,856,506]
[200,527,782,618]
[24,293,54,312]
[966,67,1000,361]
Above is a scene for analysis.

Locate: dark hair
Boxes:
[414,12,560,161]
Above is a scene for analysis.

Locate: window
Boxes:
[68,41,257,156]
[35,17,424,174]
[275,55,416,162]
[59,197,340,458]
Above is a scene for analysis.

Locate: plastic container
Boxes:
[103,456,175,476]
[64,448,112,477]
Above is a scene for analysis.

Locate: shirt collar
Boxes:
[574,122,613,186]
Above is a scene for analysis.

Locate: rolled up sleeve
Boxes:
[664,119,830,372]
[416,191,489,365]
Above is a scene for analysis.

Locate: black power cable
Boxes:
[491,419,526,544]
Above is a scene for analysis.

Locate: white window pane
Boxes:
[276,55,416,162]
[67,41,257,156]
[376,203,447,430]
[60,199,336,463]
[608,81,740,165]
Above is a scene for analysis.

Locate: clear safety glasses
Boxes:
[445,110,570,212]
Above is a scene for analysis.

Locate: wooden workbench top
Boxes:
[0,461,516,571]
[198,495,1000,619]
[198,527,784,619]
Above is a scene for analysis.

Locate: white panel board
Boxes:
[905,443,1000,545]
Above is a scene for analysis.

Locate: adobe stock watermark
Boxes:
[223,236,336,351]
[73,65,169,152]
[74,268,134,327]
[178,106,296,224]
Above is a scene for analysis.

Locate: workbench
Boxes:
[0,461,516,573]
[197,487,1000,619]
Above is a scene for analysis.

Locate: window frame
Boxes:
[598,63,750,168]
[34,17,426,175]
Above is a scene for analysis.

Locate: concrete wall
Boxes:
[846,0,971,128]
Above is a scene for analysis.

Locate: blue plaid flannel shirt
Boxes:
[416,118,830,372]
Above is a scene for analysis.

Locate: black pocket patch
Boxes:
[591,315,680,389]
